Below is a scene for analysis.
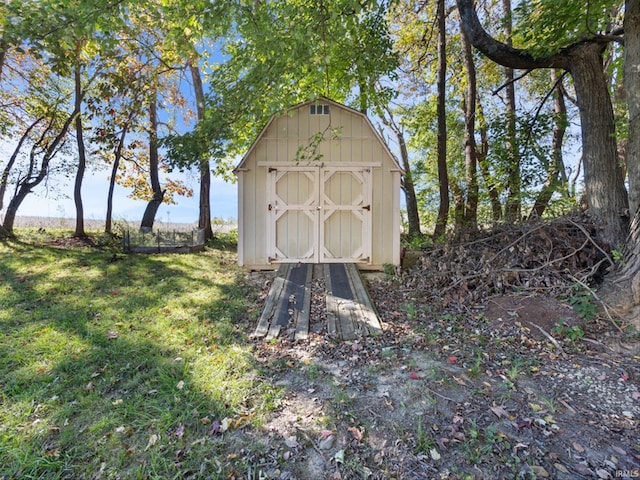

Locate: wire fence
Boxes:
[123,229,206,253]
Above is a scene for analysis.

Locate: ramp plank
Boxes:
[256,263,382,341]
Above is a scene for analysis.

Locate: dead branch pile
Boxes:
[403,215,612,306]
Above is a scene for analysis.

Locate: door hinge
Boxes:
[268,204,273,211]
[268,167,277,173]
[362,204,371,211]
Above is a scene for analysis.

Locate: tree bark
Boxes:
[456,0,628,247]
[140,91,164,232]
[105,124,129,234]
[461,27,478,230]
[569,42,628,247]
[73,63,87,238]
[626,0,640,218]
[189,60,214,242]
[433,0,449,239]
[398,129,422,238]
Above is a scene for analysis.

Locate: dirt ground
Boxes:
[240,218,640,480]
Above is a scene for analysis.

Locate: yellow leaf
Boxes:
[145,434,158,451]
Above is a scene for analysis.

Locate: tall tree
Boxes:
[140,90,165,232]
[461,27,479,230]
[456,0,628,248]
[189,59,214,241]
[433,0,450,239]
[625,0,640,217]
[378,103,422,237]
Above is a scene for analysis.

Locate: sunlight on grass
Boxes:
[0,231,277,479]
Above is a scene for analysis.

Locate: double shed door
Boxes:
[267,165,372,264]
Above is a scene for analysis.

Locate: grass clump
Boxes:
[0,230,278,479]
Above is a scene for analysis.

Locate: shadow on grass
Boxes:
[0,237,283,479]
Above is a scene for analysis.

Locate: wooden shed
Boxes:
[235,98,403,270]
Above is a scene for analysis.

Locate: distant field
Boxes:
[5,215,235,233]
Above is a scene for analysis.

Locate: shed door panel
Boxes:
[269,168,319,263]
[267,166,371,264]
[320,168,371,263]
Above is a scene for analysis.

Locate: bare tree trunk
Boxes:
[599,0,640,325]
[379,104,422,238]
[528,70,568,219]
[569,42,628,247]
[189,60,213,242]
[399,132,422,238]
[105,124,129,234]
[461,28,478,230]
[433,0,449,239]
[73,63,87,238]
[140,91,165,232]
[626,0,640,218]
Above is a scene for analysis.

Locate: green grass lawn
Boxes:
[0,229,280,479]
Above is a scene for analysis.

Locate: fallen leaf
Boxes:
[530,465,549,477]
[176,380,184,390]
[408,372,423,380]
[174,424,185,438]
[490,405,509,419]
[320,429,334,439]
[429,448,441,461]
[452,375,466,386]
[554,463,569,474]
[573,442,584,453]
[333,449,345,464]
[285,436,299,448]
[447,356,458,364]
[145,434,158,451]
[106,331,119,339]
[319,435,335,450]
[529,402,542,412]
[348,426,363,442]
[596,468,611,479]
[220,418,230,432]
[574,463,593,476]
[611,445,626,456]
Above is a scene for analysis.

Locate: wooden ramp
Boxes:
[254,263,382,341]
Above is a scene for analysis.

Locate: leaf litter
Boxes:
[241,216,638,479]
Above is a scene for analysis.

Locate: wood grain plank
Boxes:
[254,264,290,337]
[294,264,314,340]
[345,264,382,335]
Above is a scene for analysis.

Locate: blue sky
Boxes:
[16,168,238,225]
